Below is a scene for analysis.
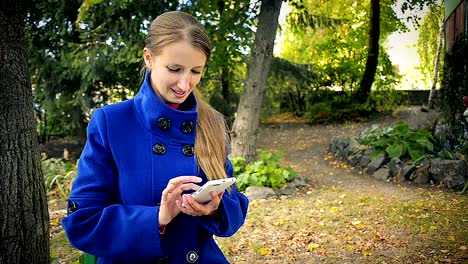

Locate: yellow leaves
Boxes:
[363,251,372,256]
[329,206,340,213]
[259,247,269,256]
[459,246,467,251]
[429,225,438,231]
[351,220,362,226]
[307,243,320,251]
[447,235,455,241]
[273,219,286,227]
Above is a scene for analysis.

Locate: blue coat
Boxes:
[62,74,249,264]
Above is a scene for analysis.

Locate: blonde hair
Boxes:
[143,11,228,180]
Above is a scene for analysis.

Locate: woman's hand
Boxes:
[177,191,224,216]
[159,176,202,226]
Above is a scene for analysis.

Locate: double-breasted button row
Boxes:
[152,143,194,157]
[157,118,194,134]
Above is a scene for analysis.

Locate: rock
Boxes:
[367,154,386,174]
[245,186,276,200]
[412,164,431,184]
[275,188,295,196]
[373,168,390,181]
[289,177,309,188]
[399,164,417,181]
[349,152,363,166]
[360,155,371,167]
[430,159,468,190]
[388,157,404,177]
[393,106,440,131]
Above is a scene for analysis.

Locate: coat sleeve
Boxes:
[61,109,167,260]
[196,159,249,237]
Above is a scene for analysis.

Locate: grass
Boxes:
[216,186,468,264]
[49,185,468,263]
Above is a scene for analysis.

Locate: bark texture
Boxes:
[354,0,380,104]
[230,0,282,161]
[0,2,50,263]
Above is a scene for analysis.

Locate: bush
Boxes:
[357,121,435,162]
[231,149,297,191]
[42,155,77,200]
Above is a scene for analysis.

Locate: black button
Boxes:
[181,121,194,134]
[158,118,171,130]
[67,201,78,215]
[182,145,194,157]
[153,143,166,155]
[186,251,198,263]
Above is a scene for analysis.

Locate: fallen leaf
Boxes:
[259,247,269,256]
[352,220,362,226]
[429,225,438,230]
[460,246,467,250]
[307,243,320,251]
[363,251,372,256]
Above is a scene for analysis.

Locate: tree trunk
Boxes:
[0,2,50,263]
[428,12,445,109]
[354,0,380,104]
[230,0,282,161]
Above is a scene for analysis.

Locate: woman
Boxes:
[62,11,249,264]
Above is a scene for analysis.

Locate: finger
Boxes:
[184,194,211,215]
[179,183,202,192]
[168,176,202,187]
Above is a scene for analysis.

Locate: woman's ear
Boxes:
[143,48,152,67]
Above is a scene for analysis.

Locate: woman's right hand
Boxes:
[158,176,202,226]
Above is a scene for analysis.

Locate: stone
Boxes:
[360,155,372,167]
[430,159,468,190]
[373,168,390,181]
[412,164,431,184]
[399,164,417,182]
[367,154,386,174]
[245,186,276,201]
[388,157,404,177]
[349,152,363,166]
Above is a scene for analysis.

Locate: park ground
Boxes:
[48,110,468,264]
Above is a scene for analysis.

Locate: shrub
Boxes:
[357,121,435,162]
[42,154,77,200]
[231,149,297,191]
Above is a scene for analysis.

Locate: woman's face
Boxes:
[144,40,207,104]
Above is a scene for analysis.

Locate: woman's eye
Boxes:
[191,70,201,74]
[167,67,180,72]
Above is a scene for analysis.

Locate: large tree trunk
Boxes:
[428,13,445,109]
[0,2,50,263]
[354,0,380,104]
[230,0,282,161]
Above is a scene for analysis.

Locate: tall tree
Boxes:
[0,0,50,262]
[354,0,380,103]
[230,0,282,161]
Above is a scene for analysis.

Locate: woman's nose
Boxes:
[178,75,190,92]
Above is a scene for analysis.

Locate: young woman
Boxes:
[62,11,249,264]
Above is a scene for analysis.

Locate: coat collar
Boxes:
[133,72,198,142]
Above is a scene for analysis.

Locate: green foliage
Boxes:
[232,150,297,191]
[42,155,77,200]
[416,3,444,86]
[357,121,435,161]
[280,0,404,93]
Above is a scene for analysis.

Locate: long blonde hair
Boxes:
[143,11,229,180]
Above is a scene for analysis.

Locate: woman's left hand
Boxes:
[177,191,224,216]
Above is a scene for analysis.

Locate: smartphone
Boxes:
[191,178,236,204]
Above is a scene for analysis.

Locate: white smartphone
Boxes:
[191,178,236,204]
